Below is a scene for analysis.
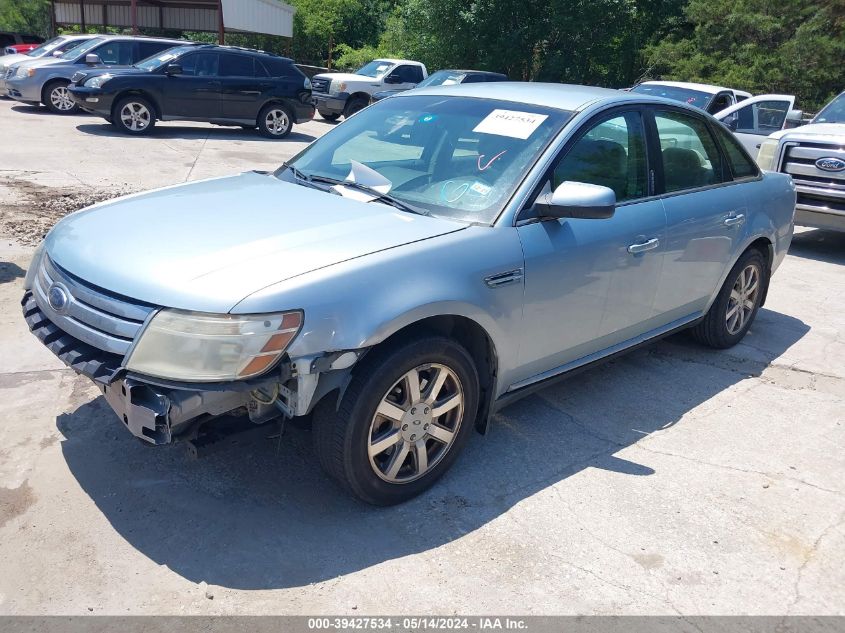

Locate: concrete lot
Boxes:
[0,98,843,615]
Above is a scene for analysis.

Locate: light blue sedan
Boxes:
[23,83,795,504]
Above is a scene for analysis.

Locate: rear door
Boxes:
[714,94,796,155]
[159,51,220,119]
[649,107,748,322]
[218,52,267,122]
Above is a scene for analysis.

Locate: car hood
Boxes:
[0,53,31,69]
[71,66,145,83]
[770,123,845,140]
[313,72,379,84]
[44,171,466,313]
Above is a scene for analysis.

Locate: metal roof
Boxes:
[53,0,294,40]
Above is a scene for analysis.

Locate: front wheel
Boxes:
[690,248,768,348]
[112,95,156,135]
[343,97,368,119]
[313,336,479,505]
[43,81,78,114]
[258,103,293,138]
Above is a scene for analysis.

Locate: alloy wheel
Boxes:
[264,108,290,135]
[367,363,464,484]
[120,102,151,132]
[50,86,75,111]
[726,264,760,335]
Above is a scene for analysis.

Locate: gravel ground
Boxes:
[0,98,843,617]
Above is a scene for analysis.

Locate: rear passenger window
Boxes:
[394,65,423,83]
[712,124,760,179]
[180,52,219,77]
[138,42,171,61]
[219,54,254,77]
[553,112,648,202]
[654,111,725,192]
[254,59,270,77]
[94,41,134,65]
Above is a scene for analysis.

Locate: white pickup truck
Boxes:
[311,58,427,121]
[755,91,845,232]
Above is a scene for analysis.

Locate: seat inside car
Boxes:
[662,146,711,191]
[556,139,628,199]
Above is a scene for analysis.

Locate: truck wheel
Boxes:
[318,109,340,122]
[343,97,368,118]
[43,80,78,114]
[690,248,768,349]
[258,103,293,138]
[112,95,156,135]
[313,336,479,505]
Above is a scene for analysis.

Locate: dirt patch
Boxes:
[0,480,36,528]
[0,178,134,247]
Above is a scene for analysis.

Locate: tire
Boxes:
[313,336,480,505]
[318,110,340,122]
[257,103,293,139]
[690,248,768,349]
[112,95,156,135]
[43,80,78,114]
[343,97,368,119]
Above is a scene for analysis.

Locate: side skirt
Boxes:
[491,315,704,414]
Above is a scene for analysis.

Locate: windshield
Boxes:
[418,71,466,88]
[281,95,570,224]
[631,84,713,110]
[64,37,105,60]
[813,92,845,124]
[25,36,62,57]
[134,45,194,71]
[355,60,393,78]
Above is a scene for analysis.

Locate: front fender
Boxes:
[231,225,526,396]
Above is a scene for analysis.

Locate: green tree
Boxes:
[0,0,52,37]
[647,0,845,110]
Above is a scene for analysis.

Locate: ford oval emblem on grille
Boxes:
[48,284,69,313]
[816,157,845,172]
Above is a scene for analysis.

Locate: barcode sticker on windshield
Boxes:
[473,109,549,139]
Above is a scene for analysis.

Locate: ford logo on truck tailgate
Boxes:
[816,157,845,172]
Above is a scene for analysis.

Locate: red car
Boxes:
[0,32,43,56]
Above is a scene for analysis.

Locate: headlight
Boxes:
[126,309,303,382]
[83,74,112,88]
[756,139,780,170]
[329,79,347,95]
[15,66,34,78]
[304,76,312,90]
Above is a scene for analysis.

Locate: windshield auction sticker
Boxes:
[473,109,549,139]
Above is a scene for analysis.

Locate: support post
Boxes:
[79,0,86,31]
[131,0,138,35]
[50,0,56,37]
[218,0,225,44]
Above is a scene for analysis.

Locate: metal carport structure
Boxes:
[52,0,295,43]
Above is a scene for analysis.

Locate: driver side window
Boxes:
[552,111,648,202]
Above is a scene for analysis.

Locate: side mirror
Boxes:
[52,50,64,57]
[384,73,402,84]
[85,53,102,66]
[164,63,183,76]
[785,109,803,128]
[722,113,738,131]
[533,181,616,220]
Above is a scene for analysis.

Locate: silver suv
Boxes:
[23,83,795,504]
[5,35,190,113]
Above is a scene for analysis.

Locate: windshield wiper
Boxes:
[307,176,431,217]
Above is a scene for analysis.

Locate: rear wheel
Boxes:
[690,248,767,348]
[313,336,479,505]
[112,95,156,135]
[258,103,293,138]
[43,80,78,114]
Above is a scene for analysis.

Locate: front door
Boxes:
[161,51,221,119]
[714,94,796,155]
[650,108,746,321]
[515,109,667,383]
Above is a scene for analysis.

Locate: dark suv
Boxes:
[69,44,315,138]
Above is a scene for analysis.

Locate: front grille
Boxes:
[30,255,156,357]
[4,67,14,80]
[311,77,331,94]
[782,142,845,216]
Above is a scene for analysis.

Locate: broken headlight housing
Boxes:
[126,309,303,382]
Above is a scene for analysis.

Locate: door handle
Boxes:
[724,213,745,227]
[627,238,660,254]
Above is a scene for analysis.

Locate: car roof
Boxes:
[375,58,425,66]
[437,69,507,76]
[400,82,636,112]
[190,43,292,61]
[638,80,734,95]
